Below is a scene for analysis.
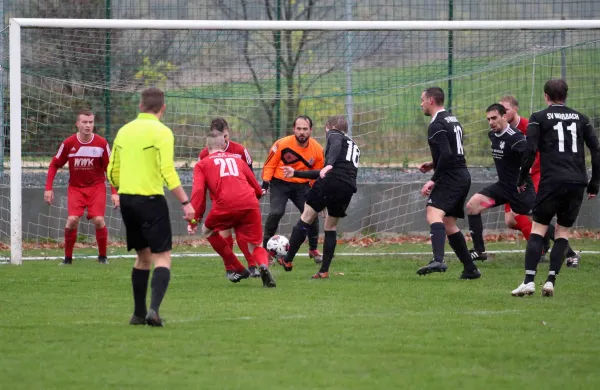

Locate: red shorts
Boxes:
[505,171,541,213]
[204,207,263,245]
[68,183,107,219]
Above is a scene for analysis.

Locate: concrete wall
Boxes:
[5,182,599,243]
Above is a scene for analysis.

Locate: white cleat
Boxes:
[511,282,535,297]
[541,282,554,297]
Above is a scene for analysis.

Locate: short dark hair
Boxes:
[486,103,506,115]
[544,79,568,103]
[210,117,229,133]
[326,115,348,133]
[76,108,94,120]
[293,115,313,128]
[424,87,445,105]
[140,87,165,113]
[499,95,519,108]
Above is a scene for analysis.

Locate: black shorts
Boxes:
[305,178,356,218]
[479,182,535,215]
[119,194,172,253]
[427,170,471,219]
[533,183,585,228]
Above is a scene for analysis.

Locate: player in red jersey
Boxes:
[500,96,580,266]
[197,118,261,277]
[44,109,119,265]
[189,130,276,287]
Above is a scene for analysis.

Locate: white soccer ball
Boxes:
[266,235,290,257]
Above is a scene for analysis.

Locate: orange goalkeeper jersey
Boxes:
[262,135,324,184]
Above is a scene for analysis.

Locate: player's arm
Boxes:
[243,147,253,169]
[190,163,207,223]
[261,140,282,191]
[582,118,600,195]
[44,141,70,204]
[241,161,262,198]
[107,140,121,190]
[517,115,539,187]
[428,126,452,183]
[293,170,320,179]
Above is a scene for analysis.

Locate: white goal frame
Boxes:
[8,18,600,265]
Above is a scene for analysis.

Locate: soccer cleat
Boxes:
[248,266,261,278]
[59,257,73,266]
[98,256,109,265]
[566,253,581,268]
[129,315,146,326]
[511,281,535,297]
[228,268,251,283]
[311,272,329,279]
[145,309,163,327]
[278,257,293,272]
[259,267,277,288]
[309,249,323,264]
[459,268,481,280]
[225,270,234,278]
[469,249,488,262]
[416,260,448,276]
[541,281,555,297]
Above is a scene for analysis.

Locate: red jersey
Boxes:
[198,140,252,167]
[46,133,116,193]
[515,116,541,175]
[191,152,262,221]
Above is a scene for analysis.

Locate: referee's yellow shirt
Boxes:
[108,113,181,196]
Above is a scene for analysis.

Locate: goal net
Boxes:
[3,19,600,263]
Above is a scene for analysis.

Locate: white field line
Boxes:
[4,249,600,262]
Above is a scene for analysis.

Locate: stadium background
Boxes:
[1,0,600,251]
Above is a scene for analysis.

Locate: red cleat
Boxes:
[311,272,329,279]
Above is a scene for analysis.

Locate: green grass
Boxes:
[2,244,600,389]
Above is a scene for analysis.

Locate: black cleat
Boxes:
[248,266,261,278]
[469,249,488,261]
[59,257,73,266]
[129,315,146,325]
[145,309,163,327]
[228,268,251,283]
[459,268,481,280]
[416,260,448,276]
[566,253,581,268]
[259,267,277,288]
[98,256,109,265]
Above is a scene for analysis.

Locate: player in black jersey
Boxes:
[512,79,600,297]
[417,87,480,279]
[281,115,359,278]
[466,104,535,259]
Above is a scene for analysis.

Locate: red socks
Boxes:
[96,226,108,257]
[237,239,257,268]
[251,246,269,267]
[64,228,77,258]
[207,233,244,272]
[224,235,234,249]
[514,215,532,240]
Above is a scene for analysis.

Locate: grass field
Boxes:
[2,241,600,389]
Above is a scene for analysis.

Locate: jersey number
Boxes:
[553,122,578,153]
[454,126,464,155]
[345,141,361,168]
[214,158,239,177]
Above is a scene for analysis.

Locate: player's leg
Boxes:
[63,186,85,265]
[235,208,276,288]
[466,191,498,260]
[313,214,340,279]
[87,183,109,264]
[507,186,536,243]
[262,179,289,256]
[119,194,151,325]
[143,195,175,326]
[416,205,448,275]
[204,211,248,280]
[221,228,258,276]
[290,183,322,263]
[444,216,480,279]
[542,186,585,296]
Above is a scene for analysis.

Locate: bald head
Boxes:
[206,130,226,153]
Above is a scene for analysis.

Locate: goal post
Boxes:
[7,18,600,265]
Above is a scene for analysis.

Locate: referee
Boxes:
[108,87,195,327]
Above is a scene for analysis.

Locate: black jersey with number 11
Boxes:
[428,110,468,182]
[324,129,360,191]
[524,104,600,187]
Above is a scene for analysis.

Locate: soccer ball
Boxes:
[266,235,290,257]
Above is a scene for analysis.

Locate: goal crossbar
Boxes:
[8,18,600,265]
